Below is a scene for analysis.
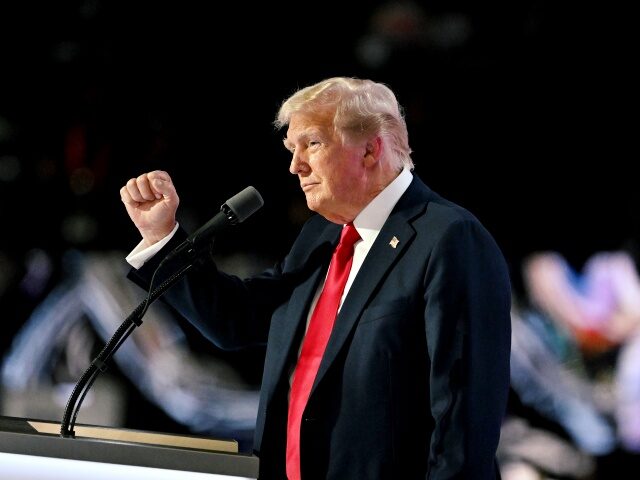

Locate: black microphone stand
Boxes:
[59,252,197,438]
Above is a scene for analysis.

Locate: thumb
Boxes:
[151,177,178,203]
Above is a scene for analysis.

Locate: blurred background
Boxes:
[0,1,637,478]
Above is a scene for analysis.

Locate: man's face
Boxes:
[284,111,369,224]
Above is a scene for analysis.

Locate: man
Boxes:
[121,77,511,479]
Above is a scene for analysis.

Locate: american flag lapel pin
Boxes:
[389,236,399,249]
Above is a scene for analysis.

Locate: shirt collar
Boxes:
[352,168,413,247]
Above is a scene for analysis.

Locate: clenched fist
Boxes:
[120,170,179,247]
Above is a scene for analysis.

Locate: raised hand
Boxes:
[120,170,180,247]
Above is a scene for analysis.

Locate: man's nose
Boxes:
[289,152,308,175]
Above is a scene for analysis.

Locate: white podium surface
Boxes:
[0,452,253,480]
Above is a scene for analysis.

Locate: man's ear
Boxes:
[363,136,382,168]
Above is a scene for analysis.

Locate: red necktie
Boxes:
[285,223,361,480]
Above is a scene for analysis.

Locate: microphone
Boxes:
[169,186,264,258]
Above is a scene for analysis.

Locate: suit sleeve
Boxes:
[423,219,511,479]
[127,227,295,351]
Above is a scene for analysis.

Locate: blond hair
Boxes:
[275,77,414,171]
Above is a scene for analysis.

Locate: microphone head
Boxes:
[224,186,264,223]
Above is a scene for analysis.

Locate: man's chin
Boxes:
[304,194,320,211]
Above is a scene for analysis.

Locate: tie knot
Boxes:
[338,223,360,250]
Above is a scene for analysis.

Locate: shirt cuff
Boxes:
[125,223,180,269]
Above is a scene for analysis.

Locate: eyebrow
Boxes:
[282,137,293,149]
[283,128,325,149]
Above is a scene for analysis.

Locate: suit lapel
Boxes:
[264,222,341,398]
[311,178,430,395]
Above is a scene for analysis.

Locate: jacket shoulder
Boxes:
[409,176,498,248]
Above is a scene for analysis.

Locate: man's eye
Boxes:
[309,141,320,147]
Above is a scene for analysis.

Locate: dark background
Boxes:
[0,1,636,283]
[0,0,636,476]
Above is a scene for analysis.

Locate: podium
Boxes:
[0,415,258,479]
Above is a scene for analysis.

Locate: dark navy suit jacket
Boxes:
[129,174,511,479]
